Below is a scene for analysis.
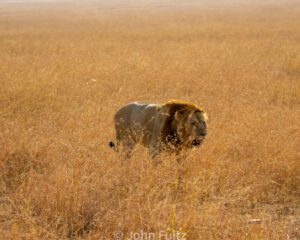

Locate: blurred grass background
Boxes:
[0,1,299,239]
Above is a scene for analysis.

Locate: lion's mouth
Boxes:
[192,139,201,147]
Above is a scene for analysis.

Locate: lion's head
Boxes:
[163,100,208,148]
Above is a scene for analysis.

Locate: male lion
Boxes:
[109,100,208,159]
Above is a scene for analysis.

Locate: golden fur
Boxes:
[163,99,206,113]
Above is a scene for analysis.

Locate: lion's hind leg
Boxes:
[120,136,135,160]
[114,127,135,160]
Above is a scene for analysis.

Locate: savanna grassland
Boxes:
[0,1,299,239]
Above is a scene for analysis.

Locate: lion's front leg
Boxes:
[175,148,184,164]
[175,149,187,199]
[148,142,162,165]
[147,117,164,162]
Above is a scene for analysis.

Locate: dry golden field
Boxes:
[0,1,299,239]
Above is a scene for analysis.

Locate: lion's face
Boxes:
[175,109,208,148]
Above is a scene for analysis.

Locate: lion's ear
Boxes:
[203,112,208,121]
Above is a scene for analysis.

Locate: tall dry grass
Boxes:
[0,1,299,239]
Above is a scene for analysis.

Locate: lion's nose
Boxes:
[199,131,206,137]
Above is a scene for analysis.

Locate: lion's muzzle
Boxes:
[192,133,206,147]
[192,139,201,147]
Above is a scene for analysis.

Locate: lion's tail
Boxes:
[109,141,119,152]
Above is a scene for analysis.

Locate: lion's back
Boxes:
[114,102,159,122]
[114,102,161,141]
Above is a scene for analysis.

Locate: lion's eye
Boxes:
[191,121,197,126]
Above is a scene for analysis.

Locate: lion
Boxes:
[109,100,208,159]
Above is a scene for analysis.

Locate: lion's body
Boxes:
[113,102,161,148]
[109,100,207,158]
